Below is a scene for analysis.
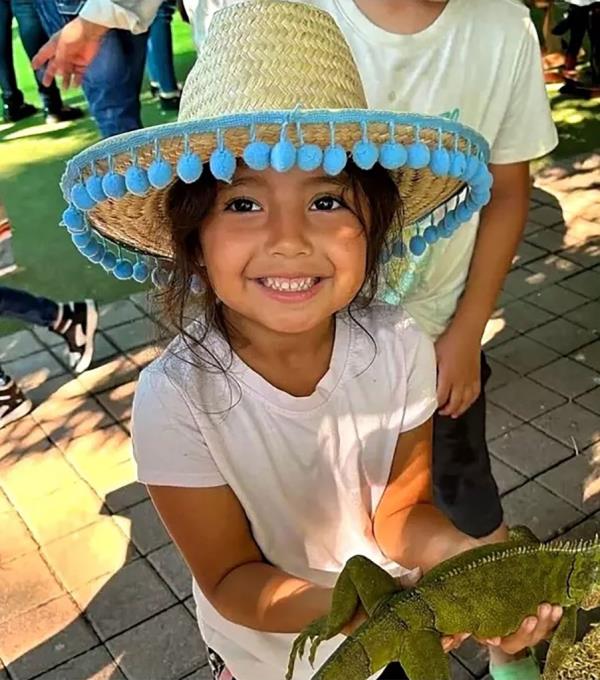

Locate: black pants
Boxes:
[433,353,503,539]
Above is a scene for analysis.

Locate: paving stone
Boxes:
[501,268,549,299]
[489,424,572,477]
[99,300,146,330]
[571,341,600,373]
[489,377,565,421]
[532,402,600,451]
[560,238,600,269]
[576,387,600,415]
[114,499,171,556]
[3,351,66,392]
[512,241,547,267]
[560,514,600,541]
[0,508,38,562]
[502,482,584,541]
[565,300,600,331]
[481,319,517,350]
[497,299,555,333]
[0,486,11,512]
[182,666,213,680]
[523,220,546,236]
[527,317,597,355]
[105,605,205,680]
[0,330,43,362]
[486,404,523,440]
[126,343,161,370]
[537,454,600,514]
[42,517,137,592]
[529,205,563,228]
[452,638,488,677]
[129,290,153,314]
[0,550,63,624]
[72,558,176,640]
[104,318,161,353]
[35,645,126,680]
[525,227,567,253]
[76,356,139,394]
[525,254,582,285]
[31,325,64,348]
[525,284,589,315]
[530,358,600,399]
[0,595,98,680]
[50,332,120,369]
[95,380,136,423]
[24,372,88,406]
[103,481,148,514]
[0,417,50,467]
[184,595,196,618]
[17,479,104,545]
[485,359,521,392]
[488,336,560,375]
[148,543,193,600]
[490,455,527,496]
[560,269,600,299]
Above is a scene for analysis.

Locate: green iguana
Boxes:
[286,527,600,680]
[555,624,600,679]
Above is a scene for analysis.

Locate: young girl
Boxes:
[59,2,561,678]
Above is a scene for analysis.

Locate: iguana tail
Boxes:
[310,635,373,680]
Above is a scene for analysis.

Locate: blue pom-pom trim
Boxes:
[379,142,407,170]
[125,166,150,196]
[243,141,271,171]
[391,239,405,258]
[423,226,439,244]
[210,148,236,182]
[114,259,134,280]
[323,145,347,176]
[85,175,107,203]
[297,144,323,172]
[407,142,430,170]
[409,235,427,256]
[87,243,106,264]
[133,261,150,283]
[352,140,378,170]
[72,231,92,248]
[430,148,451,176]
[177,152,203,183]
[71,183,96,211]
[449,151,467,179]
[102,172,127,199]
[148,159,173,189]
[100,251,117,272]
[271,139,296,173]
[62,206,84,232]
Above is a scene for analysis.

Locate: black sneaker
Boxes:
[44,105,85,125]
[2,101,37,123]
[0,378,33,429]
[53,300,98,374]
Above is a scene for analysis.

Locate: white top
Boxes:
[79,0,557,338]
[131,304,437,680]
[565,1,597,7]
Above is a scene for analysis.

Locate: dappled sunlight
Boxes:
[482,317,508,347]
[583,445,600,502]
[3,120,76,141]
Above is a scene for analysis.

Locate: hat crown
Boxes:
[179,0,368,121]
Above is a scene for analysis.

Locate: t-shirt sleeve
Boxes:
[490,16,558,164]
[131,367,226,487]
[398,315,438,433]
[79,0,162,33]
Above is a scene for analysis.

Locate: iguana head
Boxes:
[569,546,600,609]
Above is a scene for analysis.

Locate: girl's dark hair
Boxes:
[158,159,402,379]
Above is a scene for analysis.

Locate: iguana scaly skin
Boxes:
[287,528,600,680]
[555,624,600,680]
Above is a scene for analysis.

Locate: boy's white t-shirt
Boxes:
[132,304,438,680]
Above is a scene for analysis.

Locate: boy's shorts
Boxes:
[433,353,504,539]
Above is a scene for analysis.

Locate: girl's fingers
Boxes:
[496,604,563,654]
[439,385,464,417]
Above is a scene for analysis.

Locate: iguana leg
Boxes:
[397,630,450,680]
[287,556,397,679]
[509,526,541,545]
[542,606,578,680]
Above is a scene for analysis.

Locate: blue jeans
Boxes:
[0,285,58,327]
[35,0,148,137]
[147,0,178,94]
[0,0,63,111]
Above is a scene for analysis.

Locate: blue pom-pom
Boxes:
[297,144,323,172]
[407,142,431,170]
[323,145,347,176]
[444,212,459,233]
[391,239,405,258]
[379,142,407,170]
[472,164,493,190]
[472,188,492,207]
[456,202,475,223]
[88,243,106,264]
[80,239,101,259]
[430,148,451,176]
[100,251,117,272]
[113,259,134,280]
[409,235,427,256]
[464,155,480,182]
[423,226,439,244]
[379,247,392,264]
[72,231,91,248]
[125,166,150,196]
[148,159,173,189]
[243,141,271,171]
[449,151,467,179]
[85,175,107,202]
[271,139,296,173]
[177,153,203,183]
[151,266,171,288]
[352,140,378,170]
[102,172,126,199]
[209,148,236,182]
[132,261,150,283]
[62,206,84,232]
[438,219,453,238]
[70,183,96,211]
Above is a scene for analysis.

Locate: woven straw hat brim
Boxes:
[61,109,489,260]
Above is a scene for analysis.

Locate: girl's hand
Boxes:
[481,603,563,657]
[435,324,481,419]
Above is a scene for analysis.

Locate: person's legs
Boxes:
[588,3,600,82]
[432,354,505,540]
[0,362,32,428]
[82,28,147,137]
[564,5,589,71]
[0,284,59,326]
[147,0,179,104]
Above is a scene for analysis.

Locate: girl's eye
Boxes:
[225,198,261,212]
[310,195,344,211]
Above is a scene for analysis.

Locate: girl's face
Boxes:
[199,166,369,336]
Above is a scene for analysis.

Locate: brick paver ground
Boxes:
[0,154,598,680]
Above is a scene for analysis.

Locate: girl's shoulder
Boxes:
[345,301,430,343]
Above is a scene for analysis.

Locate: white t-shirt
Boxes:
[80,0,558,338]
[131,304,437,680]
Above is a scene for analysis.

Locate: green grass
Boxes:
[0,11,598,338]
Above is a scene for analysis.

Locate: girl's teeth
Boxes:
[262,277,317,292]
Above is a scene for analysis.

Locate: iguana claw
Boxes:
[286,616,327,680]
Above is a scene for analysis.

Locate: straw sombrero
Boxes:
[59,0,492,288]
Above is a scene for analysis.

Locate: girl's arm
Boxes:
[147,483,332,633]
[373,419,482,573]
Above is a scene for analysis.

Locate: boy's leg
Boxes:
[0,363,32,428]
[0,284,59,326]
[432,353,505,540]
[147,0,179,97]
